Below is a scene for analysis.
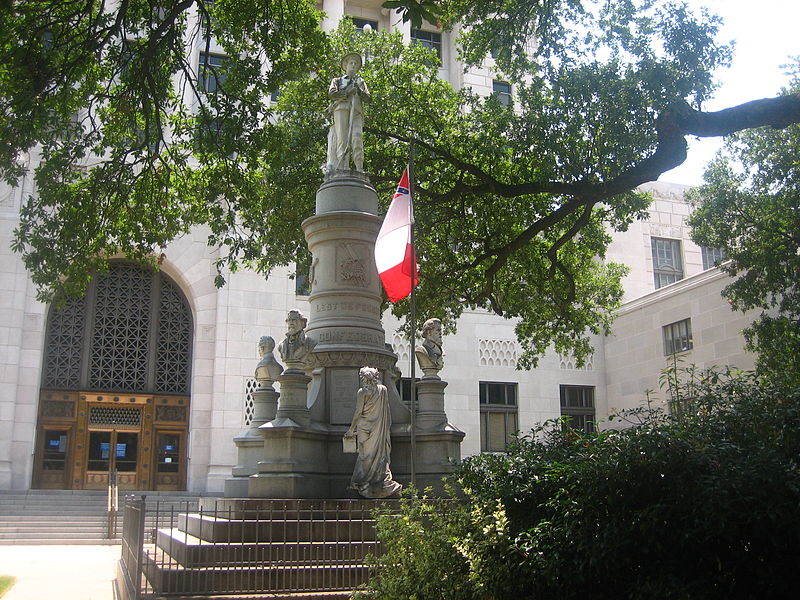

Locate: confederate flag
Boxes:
[374,168,419,302]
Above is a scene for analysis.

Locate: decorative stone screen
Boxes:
[243,377,258,426]
[558,353,594,371]
[479,339,518,367]
[42,262,193,394]
[391,333,411,364]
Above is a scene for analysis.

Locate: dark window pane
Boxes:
[651,238,683,289]
[411,28,442,59]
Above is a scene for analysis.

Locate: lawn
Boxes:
[0,576,15,597]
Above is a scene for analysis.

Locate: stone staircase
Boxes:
[0,490,212,545]
[127,498,394,599]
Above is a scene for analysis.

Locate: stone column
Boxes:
[386,8,411,43]
[416,377,448,431]
[321,0,345,32]
[272,369,312,427]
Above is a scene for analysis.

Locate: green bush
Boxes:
[365,369,800,600]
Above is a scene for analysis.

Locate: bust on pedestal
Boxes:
[415,318,444,379]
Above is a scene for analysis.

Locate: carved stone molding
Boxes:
[311,350,396,370]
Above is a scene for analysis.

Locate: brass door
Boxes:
[32,426,73,489]
[84,429,140,490]
[34,391,189,490]
[153,430,186,491]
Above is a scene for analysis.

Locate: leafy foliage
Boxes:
[367,368,800,599]
[2,0,327,296]
[3,1,797,367]
[687,64,800,386]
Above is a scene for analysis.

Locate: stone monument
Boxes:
[226,53,463,499]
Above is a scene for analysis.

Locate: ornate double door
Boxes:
[32,391,189,491]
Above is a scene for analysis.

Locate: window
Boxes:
[351,17,378,33]
[411,28,442,60]
[198,52,227,93]
[396,377,420,407]
[294,271,310,296]
[701,246,727,270]
[479,382,518,452]
[651,237,683,289]
[492,80,512,107]
[560,385,595,433]
[663,318,693,355]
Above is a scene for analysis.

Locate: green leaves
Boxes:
[687,64,800,386]
[370,370,800,600]
[381,0,441,29]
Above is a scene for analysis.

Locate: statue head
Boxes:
[341,52,363,76]
[258,335,275,356]
[359,366,380,388]
[421,318,443,345]
[286,309,307,335]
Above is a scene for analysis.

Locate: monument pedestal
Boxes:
[223,385,279,497]
[228,171,464,499]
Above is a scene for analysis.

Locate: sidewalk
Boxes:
[0,544,120,600]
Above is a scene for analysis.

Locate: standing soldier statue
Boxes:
[325,52,371,174]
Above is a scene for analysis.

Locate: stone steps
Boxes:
[0,490,211,544]
[131,498,391,598]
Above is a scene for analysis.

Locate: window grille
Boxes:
[663,318,693,355]
[558,353,594,371]
[43,296,86,389]
[479,339,518,367]
[156,278,192,393]
[88,264,152,391]
[42,262,193,395]
[89,405,141,427]
[243,377,258,426]
[651,237,683,289]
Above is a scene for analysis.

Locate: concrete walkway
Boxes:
[0,544,119,600]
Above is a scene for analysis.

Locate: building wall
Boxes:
[604,268,758,417]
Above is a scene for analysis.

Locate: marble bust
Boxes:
[277,309,316,369]
[254,335,283,388]
[325,52,371,174]
[415,317,444,377]
[344,367,402,498]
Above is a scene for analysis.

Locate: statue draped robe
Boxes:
[349,383,401,498]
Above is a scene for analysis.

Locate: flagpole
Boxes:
[408,146,418,488]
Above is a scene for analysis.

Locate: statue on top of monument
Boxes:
[278,309,316,370]
[255,335,283,389]
[344,367,402,499]
[325,52,371,174]
[415,317,444,377]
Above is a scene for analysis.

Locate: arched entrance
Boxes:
[32,262,193,491]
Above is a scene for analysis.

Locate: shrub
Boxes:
[365,369,800,600]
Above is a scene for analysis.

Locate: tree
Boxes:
[3,1,800,367]
[366,368,800,599]
[687,66,800,385]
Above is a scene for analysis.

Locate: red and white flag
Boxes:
[375,168,419,302]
